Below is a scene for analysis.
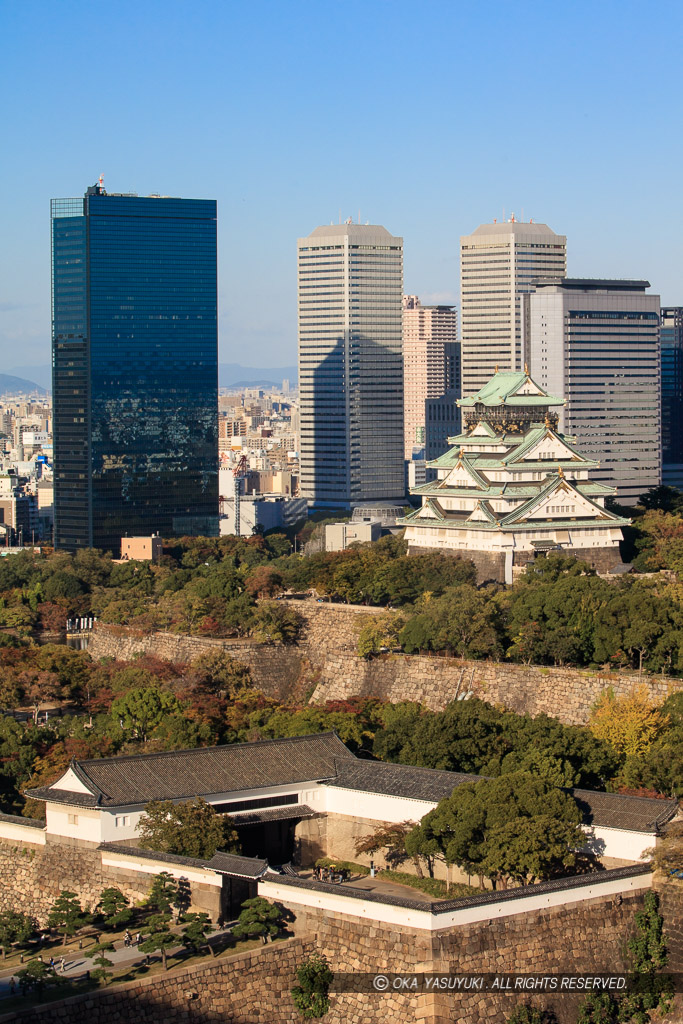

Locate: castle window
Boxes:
[115,815,130,827]
[67,813,78,825]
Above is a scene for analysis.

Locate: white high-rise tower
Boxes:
[297,222,404,507]
[460,219,566,396]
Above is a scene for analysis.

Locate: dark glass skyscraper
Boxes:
[51,183,218,552]
[661,307,683,489]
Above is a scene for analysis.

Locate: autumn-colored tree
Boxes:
[354,820,422,874]
[588,686,668,759]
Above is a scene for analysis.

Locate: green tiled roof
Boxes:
[459,371,564,408]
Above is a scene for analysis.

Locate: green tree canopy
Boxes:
[137,797,240,859]
[407,772,582,888]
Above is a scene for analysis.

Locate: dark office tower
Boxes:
[661,307,683,489]
[51,183,218,552]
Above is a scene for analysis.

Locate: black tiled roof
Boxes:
[206,851,269,877]
[325,761,678,834]
[25,787,99,808]
[229,805,317,825]
[572,789,678,833]
[40,733,353,809]
[325,760,479,802]
[99,843,268,879]
[0,811,45,828]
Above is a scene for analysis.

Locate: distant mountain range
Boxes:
[6,363,298,393]
[219,363,297,388]
[0,373,48,397]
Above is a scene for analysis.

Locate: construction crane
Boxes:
[232,456,248,536]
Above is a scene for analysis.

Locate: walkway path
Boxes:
[0,926,234,997]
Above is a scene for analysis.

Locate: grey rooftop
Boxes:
[28,732,353,809]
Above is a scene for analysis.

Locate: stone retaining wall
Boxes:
[310,652,683,725]
[88,601,683,726]
[0,834,222,926]
[87,627,307,700]
[0,936,315,1024]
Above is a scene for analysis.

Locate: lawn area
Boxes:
[376,871,479,899]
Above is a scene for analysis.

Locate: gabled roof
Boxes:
[459,371,564,408]
[467,500,500,524]
[498,474,627,527]
[503,427,590,466]
[31,733,354,809]
[438,453,489,490]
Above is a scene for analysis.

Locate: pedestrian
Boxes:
[134,932,142,946]
[48,957,55,970]
[124,930,132,948]
[9,977,15,995]
[59,956,65,973]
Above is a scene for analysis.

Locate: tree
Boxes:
[90,941,115,985]
[291,953,333,1019]
[407,772,582,889]
[576,992,619,1024]
[0,910,34,959]
[253,602,303,643]
[95,888,132,930]
[16,958,58,996]
[181,912,214,955]
[233,897,283,943]
[139,913,176,970]
[47,890,90,944]
[357,612,405,659]
[137,797,240,860]
[354,820,420,873]
[110,686,183,741]
[244,565,284,600]
[145,872,178,915]
[588,686,667,760]
[507,1008,545,1024]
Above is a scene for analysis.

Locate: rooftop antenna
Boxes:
[98,173,104,192]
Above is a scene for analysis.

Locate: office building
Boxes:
[297,222,404,508]
[526,279,660,504]
[402,296,460,463]
[51,181,218,551]
[400,370,629,584]
[460,219,566,396]
[661,307,683,489]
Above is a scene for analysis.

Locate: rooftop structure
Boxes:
[399,370,630,583]
[27,732,675,876]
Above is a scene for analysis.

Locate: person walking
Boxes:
[124,930,132,948]
[134,932,142,946]
[59,957,65,973]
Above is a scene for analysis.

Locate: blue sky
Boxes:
[1,0,682,374]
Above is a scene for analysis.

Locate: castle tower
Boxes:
[399,369,629,583]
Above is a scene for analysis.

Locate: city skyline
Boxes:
[2,0,682,372]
